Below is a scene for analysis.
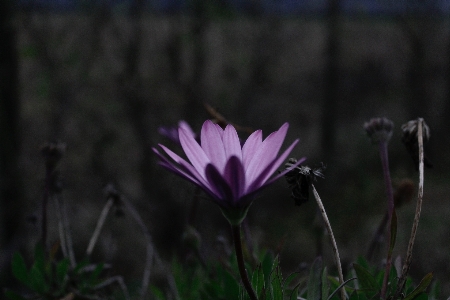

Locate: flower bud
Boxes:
[364,117,394,144]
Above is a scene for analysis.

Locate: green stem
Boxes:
[232,224,257,300]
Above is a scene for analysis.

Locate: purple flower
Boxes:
[158,120,196,144]
[153,120,303,224]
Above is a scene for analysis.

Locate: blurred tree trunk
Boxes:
[322,0,340,161]
[182,0,209,124]
[121,0,184,253]
[437,29,450,166]
[0,0,22,283]
[399,18,428,121]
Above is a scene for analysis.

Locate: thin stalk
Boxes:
[366,210,389,261]
[231,224,258,300]
[53,193,76,267]
[86,197,114,256]
[121,196,155,300]
[41,167,51,250]
[395,118,425,297]
[379,140,395,300]
[311,184,345,300]
[60,195,76,267]
[53,195,68,258]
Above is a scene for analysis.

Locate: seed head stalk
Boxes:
[311,184,345,300]
[379,140,395,299]
[395,118,426,297]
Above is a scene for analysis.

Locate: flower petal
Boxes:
[223,124,242,162]
[153,146,221,199]
[246,138,300,193]
[245,123,289,184]
[223,156,246,202]
[240,156,305,208]
[155,145,208,187]
[205,163,234,207]
[200,120,227,172]
[179,125,210,177]
[242,130,262,169]
[179,120,195,137]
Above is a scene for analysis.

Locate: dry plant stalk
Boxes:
[86,197,114,256]
[395,118,426,297]
[311,184,346,300]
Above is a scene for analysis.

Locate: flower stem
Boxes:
[395,118,425,297]
[86,197,114,257]
[41,166,51,250]
[378,141,395,299]
[231,224,257,300]
[311,184,345,300]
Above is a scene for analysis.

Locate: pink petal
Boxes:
[179,120,196,138]
[246,138,300,193]
[200,120,227,172]
[205,163,234,207]
[214,123,224,138]
[179,125,210,176]
[223,156,246,202]
[245,123,289,184]
[223,124,242,162]
[242,130,262,169]
[155,145,211,188]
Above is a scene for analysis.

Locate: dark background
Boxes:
[1,0,450,296]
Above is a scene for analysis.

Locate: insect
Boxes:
[284,159,326,206]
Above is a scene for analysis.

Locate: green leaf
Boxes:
[321,267,329,300]
[270,268,283,300]
[355,256,371,271]
[348,290,359,300]
[307,257,323,300]
[223,268,240,299]
[33,243,46,274]
[56,258,70,286]
[388,211,398,255]
[327,277,357,300]
[428,280,441,300]
[89,262,104,285]
[74,258,90,274]
[251,264,265,298]
[11,252,29,286]
[149,286,166,300]
[4,290,27,300]
[261,251,274,286]
[29,263,50,294]
[403,273,433,300]
[353,263,379,299]
[353,263,379,290]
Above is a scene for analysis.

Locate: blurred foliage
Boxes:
[7,243,126,300]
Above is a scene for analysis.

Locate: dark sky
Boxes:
[15,0,450,15]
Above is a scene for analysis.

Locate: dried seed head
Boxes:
[401,118,432,170]
[284,159,326,206]
[41,142,66,170]
[401,118,430,144]
[364,117,394,144]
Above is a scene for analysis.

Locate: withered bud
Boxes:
[284,158,325,206]
[103,183,122,206]
[364,117,394,144]
[41,142,66,170]
[401,119,430,144]
[401,118,432,170]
